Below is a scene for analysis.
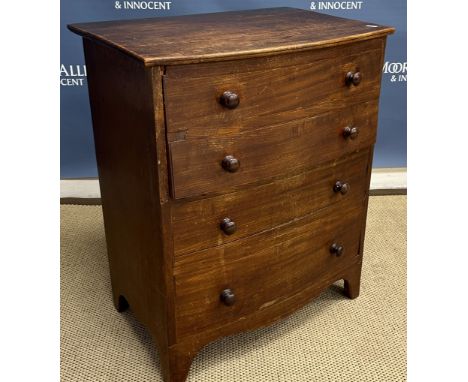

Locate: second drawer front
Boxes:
[169,101,377,199]
[172,149,370,256]
[174,200,364,338]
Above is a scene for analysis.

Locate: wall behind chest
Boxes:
[60,0,406,178]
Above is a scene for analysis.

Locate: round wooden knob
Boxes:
[220,91,240,109]
[220,217,237,235]
[330,243,344,256]
[333,181,349,195]
[346,71,362,86]
[220,289,235,306]
[221,155,240,173]
[343,126,359,140]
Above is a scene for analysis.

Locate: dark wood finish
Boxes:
[169,261,363,360]
[169,101,378,199]
[343,126,360,140]
[220,289,236,306]
[68,8,394,66]
[346,71,362,86]
[334,180,350,195]
[330,243,345,257]
[219,217,237,236]
[171,149,370,256]
[82,38,176,376]
[343,264,362,299]
[164,39,383,143]
[219,91,240,109]
[221,155,240,173]
[174,201,364,337]
[69,9,393,382]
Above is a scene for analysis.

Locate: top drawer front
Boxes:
[163,38,385,142]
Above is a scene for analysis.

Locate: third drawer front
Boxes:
[169,101,378,199]
[174,199,365,338]
[172,148,371,256]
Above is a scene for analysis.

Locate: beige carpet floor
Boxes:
[61,195,406,382]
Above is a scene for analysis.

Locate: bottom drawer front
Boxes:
[174,201,365,338]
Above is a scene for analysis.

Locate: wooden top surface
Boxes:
[68,7,394,66]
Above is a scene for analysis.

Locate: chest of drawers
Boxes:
[69,8,394,382]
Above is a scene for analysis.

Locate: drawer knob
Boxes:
[330,243,344,256]
[220,217,237,235]
[220,91,240,109]
[343,126,359,140]
[346,71,362,86]
[222,155,240,172]
[333,181,350,195]
[220,289,236,306]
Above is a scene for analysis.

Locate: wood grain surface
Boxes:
[169,260,363,369]
[83,38,172,354]
[69,8,394,381]
[169,100,379,199]
[164,39,384,142]
[68,8,394,66]
[171,149,370,256]
[174,200,365,338]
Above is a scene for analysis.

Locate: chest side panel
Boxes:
[83,38,172,347]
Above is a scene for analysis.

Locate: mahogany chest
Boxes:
[69,8,394,382]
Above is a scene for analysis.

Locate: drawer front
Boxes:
[164,38,385,142]
[169,100,377,199]
[174,201,364,338]
[172,149,371,256]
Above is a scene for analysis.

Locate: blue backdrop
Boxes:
[61,0,406,178]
